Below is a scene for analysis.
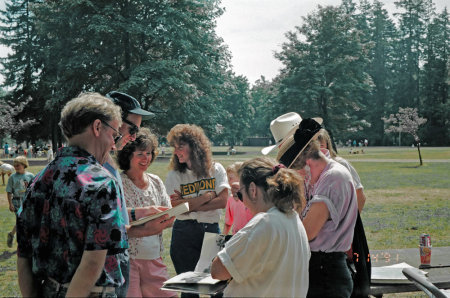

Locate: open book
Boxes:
[162,232,232,295]
[372,262,428,284]
[130,202,189,226]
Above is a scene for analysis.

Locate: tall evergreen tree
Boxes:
[0,0,41,143]
[364,0,398,145]
[421,8,449,145]
[275,5,372,140]
[393,0,435,108]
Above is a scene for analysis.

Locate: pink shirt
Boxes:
[225,196,253,234]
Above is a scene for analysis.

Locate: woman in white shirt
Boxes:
[117,128,175,298]
[211,157,310,297]
[165,124,229,298]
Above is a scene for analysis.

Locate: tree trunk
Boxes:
[417,142,423,166]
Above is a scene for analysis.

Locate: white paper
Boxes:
[130,202,189,226]
[163,271,221,285]
[195,232,230,273]
[371,262,428,284]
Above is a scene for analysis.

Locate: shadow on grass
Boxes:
[0,250,16,261]
[399,165,421,168]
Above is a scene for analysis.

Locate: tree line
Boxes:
[1,0,448,148]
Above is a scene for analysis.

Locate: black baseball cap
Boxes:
[106,91,154,119]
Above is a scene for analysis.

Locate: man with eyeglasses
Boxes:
[105,91,175,297]
[17,93,128,297]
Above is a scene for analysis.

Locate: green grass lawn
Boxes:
[1,146,449,296]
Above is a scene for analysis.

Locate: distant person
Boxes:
[4,142,9,157]
[0,161,14,185]
[211,157,310,297]
[223,162,253,235]
[165,124,229,298]
[46,145,54,163]
[117,128,176,298]
[352,139,357,147]
[6,156,34,248]
[364,139,368,147]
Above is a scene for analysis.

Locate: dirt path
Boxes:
[346,159,450,163]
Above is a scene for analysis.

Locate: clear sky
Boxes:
[0,0,448,85]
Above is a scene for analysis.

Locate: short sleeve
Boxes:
[152,174,172,208]
[16,190,35,258]
[310,177,354,229]
[217,216,269,283]
[336,157,363,189]
[213,163,230,194]
[5,175,13,193]
[165,171,180,196]
[84,179,127,251]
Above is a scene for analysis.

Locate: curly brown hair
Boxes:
[238,157,304,213]
[167,124,212,178]
[117,127,159,171]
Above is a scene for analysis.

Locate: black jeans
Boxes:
[170,219,220,298]
[307,251,353,298]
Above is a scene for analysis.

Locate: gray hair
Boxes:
[59,92,122,139]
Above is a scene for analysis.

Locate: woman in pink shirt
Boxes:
[223,162,253,235]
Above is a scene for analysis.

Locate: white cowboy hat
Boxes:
[261,112,303,155]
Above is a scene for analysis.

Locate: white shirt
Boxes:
[335,156,363,189]
[122,172,171,260]
[218,207,310,297]
[165,163,230,223]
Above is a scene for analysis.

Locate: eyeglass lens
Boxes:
[123,118,139,135]
[101,120,122,144]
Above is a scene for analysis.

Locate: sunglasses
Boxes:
[236,186,245,202]
[123,118,139,135]
[101,120,123,144]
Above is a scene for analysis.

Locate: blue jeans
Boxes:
[307,251,353,298]
[170,219,220,298]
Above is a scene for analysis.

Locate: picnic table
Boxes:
[370,246,450,297]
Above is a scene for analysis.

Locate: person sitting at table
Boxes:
[276,118,358,298]
[211,157,310,297]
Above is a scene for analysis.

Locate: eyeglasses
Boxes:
[123,118,139,135]
[101,120,123,144]
[236,186,245,202]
